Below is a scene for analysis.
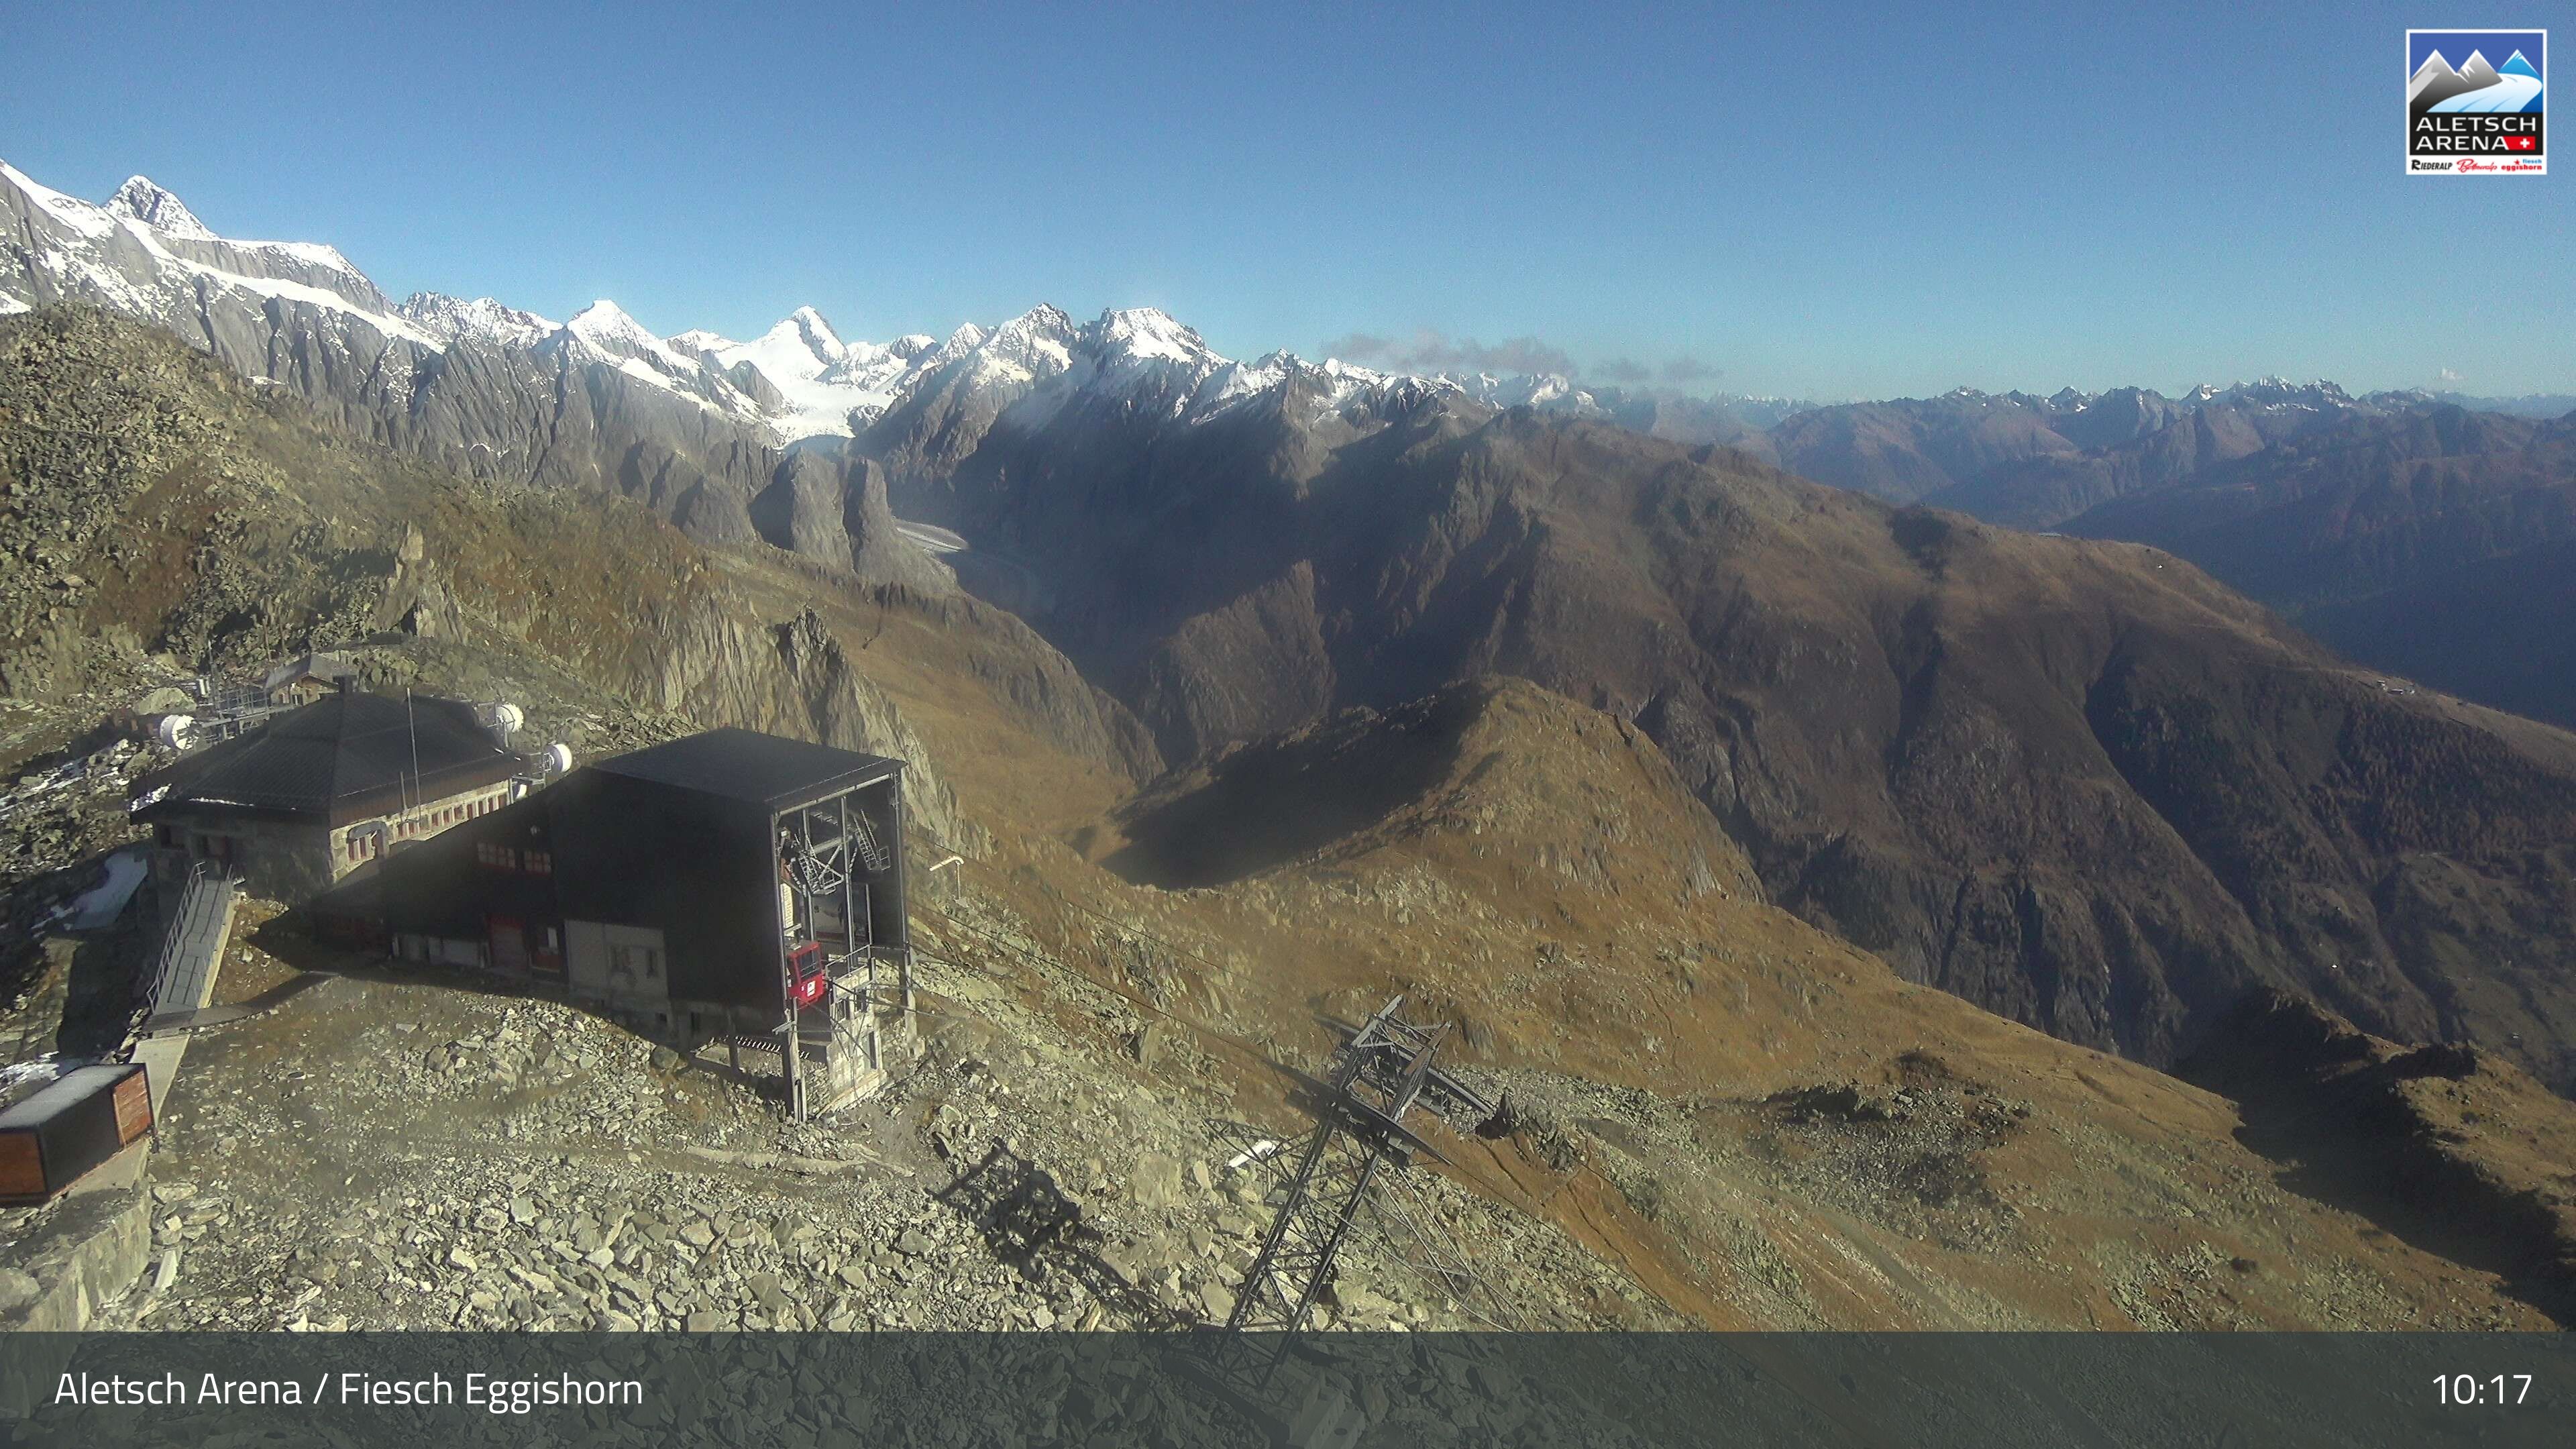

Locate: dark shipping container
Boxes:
[0,1062,153,1203]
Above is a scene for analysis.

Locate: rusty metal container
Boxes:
[0,1063,152,1203]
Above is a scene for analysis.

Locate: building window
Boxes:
[476,842,519,869]
[524,850,552,876]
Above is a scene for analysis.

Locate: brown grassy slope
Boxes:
[1406,418,2576,1091]
[917,387,2576,1093]
[2178,989,2576,1322]
[942,676,2559,1328]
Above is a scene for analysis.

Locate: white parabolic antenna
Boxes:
[541,743,574,776]
[155,714,196,751]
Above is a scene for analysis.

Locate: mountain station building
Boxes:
[129,685,529,902]
[311,727,916,1118]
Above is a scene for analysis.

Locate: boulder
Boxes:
[1130,1153,1184,1210]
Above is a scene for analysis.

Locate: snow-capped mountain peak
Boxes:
[934,322,987,360]
[1,158,429,345]
[780,305,846,363]
[104,176,213,240]
[547,299,779,422]
[1091,307,1220,366]
[962,306,1077,385]
[660,306,953,439]
[564,299,665,356]
[400,292,557,350]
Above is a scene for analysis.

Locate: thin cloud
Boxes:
[1323,331,1397,361]
[1323,327,1577,377]
[1324,330,1725,391]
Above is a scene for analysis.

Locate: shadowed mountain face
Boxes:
[875,384,2576,1089]
[2059,407,2576,727]
[2178,989,2576,1320]
[1761,386,2576,731]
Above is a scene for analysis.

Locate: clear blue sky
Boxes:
[5,1,2568,398]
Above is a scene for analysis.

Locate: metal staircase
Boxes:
[139,862,239,1033]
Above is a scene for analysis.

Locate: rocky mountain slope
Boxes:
[852,352,2576,1095]
[1747,382,2576,729]
[2059,407,2576,727]
[1016,674,2562,1328]
[0,162,966,586]
[2178,989,2576,1321]
[0,308,1167,851]
[1295,376,2576,734]
[8,157,2572,1094]
[3,306,2569,1334]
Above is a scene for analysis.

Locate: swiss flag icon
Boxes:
[2505,136,2538,152]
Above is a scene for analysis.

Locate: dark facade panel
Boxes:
[553,773,777,1010]
[319,769,784,1013]
[311,731,914,1036]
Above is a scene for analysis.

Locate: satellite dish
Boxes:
[155,714,197,751]
[541,743,574,777]
[476,701,526,735]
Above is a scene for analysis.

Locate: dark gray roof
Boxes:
[262,651,356,692]
[133,692,522,826]
[589,728,902,812]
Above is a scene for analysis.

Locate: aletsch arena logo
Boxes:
[2408,29,2546,174]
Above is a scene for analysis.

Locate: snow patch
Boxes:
[1,160,116,238]
[161,250,443,348]
[400,292,557,350]
[56,849,148,930]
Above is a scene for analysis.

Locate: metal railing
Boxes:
[143,861,239,1025]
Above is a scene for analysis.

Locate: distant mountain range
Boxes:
[10,156,2576,1099]
[8,157,2571,733]
[1690,384,2576,729]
